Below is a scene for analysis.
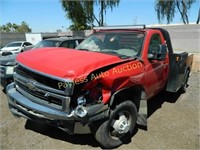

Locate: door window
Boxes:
[148,34,161,55]
[60,40,75,48]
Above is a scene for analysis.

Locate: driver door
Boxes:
[145,34,169,98]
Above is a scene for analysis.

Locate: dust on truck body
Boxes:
[6,25,193,148]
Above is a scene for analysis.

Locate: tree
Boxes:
[155,0,198,24]
[61,1,90,31]
[61,0,120,31]
[0,21,32,32]
[94,0,120,26]
[17,21,32,32]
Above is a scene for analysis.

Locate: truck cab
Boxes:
[6,25,193,149]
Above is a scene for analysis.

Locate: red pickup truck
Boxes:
[6,25,193,148]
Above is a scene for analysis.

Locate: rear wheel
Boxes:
[93,101,137,149]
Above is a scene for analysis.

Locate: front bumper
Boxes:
[6,83,109,133]
[0,49,21,55]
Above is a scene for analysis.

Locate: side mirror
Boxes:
[148,44,167,61]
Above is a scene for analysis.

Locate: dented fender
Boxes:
[89,61,145,104]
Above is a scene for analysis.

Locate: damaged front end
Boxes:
[6,29,147,135]
[6,64,110,134]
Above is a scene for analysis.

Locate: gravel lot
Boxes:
[0,54,199,150]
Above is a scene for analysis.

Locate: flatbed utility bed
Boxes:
[167,52,193,92]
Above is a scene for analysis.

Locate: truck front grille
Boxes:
[16,65,65,91]
[16,81,62,106]
[14,64,71,112]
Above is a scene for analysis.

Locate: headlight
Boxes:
[6,66,14,74]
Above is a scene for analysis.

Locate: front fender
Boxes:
[109,86,147,127]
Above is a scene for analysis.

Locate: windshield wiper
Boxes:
[100,51,119,54]
[99,51,130,59]
[77,48,90,51]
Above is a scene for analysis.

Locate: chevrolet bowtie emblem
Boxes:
[26,79,37,91]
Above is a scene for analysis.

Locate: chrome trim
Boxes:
[14,72,72,112]
[14,72,66,96]
[15,63,74,95]
[7,83,74,120]
[16,84,68,111]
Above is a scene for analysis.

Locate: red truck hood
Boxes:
[16,47,125,79]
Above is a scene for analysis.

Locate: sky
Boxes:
[0,0,199,32]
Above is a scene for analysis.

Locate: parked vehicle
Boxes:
[23,36,84,51]
[0,37,84,88]
[6,26,193,148]
[0,41,32,55]
[0,54,17,87]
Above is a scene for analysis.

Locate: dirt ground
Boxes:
[0,54,199,150]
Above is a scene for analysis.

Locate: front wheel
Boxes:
[93,101,137,149]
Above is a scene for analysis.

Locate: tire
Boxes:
[94,101,137,149]
[180,70,190,93]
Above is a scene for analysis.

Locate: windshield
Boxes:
[33,40,60,48]
[76,32,144,58]
[6,42,22,47]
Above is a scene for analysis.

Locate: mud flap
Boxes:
[137,91,147,126]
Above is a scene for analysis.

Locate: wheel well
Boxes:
[109,85,143,111]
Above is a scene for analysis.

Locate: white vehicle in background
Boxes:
[0,41,33,55]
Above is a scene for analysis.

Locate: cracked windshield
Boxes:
[76,32,144,58]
